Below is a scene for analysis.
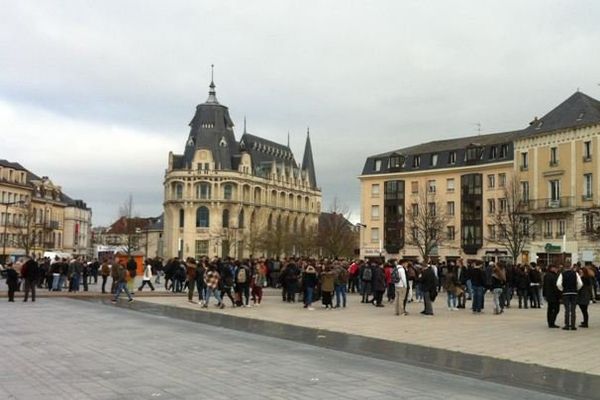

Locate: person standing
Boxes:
[360,262,373,303]
[21,258,39,302]
[420,263,437,316]
[371,263,386,307]
[100,258,110,294]
[320,265,335,309]
[470,263,486,313]
[110,258,120,294]
[138,259,155,292]
[491,264,506,315]
[542,265,561,328]
[235,261,251,307]
[394,260,408,316]
[126,257,137,294]
[6,262,19,302]
[556,263,583,330]
[184,258,196,302]
[334,262,348,308]
[251,260,267,306]
[302,265,318,310]
[577,266,594,328]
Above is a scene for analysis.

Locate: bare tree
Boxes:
[294,225,318,257]
[318,198,356,259]
[487,176,534,264]
[13,202,36,256]
[256,219,292,258]
[407,185,449,261]
[118,195,140,256]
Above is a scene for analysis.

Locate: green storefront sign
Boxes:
[544,243,561,253]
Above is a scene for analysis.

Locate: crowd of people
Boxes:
[3,254,599,330]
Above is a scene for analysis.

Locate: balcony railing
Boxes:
[525,197,575,212]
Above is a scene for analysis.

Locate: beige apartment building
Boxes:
[360,91,600,265]
[0,160,92,262]
[163,78,321,260]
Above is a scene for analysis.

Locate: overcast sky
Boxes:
[2,1,600,225]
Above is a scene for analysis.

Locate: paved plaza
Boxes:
[137,291,600,377]
[0,298,572,400]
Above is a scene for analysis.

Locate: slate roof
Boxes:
[362,130,519,175]
[362,91,600,176]
[0,159,27,171]
[172,79,318,189]
[522,91,600,136]
[302,132,317,188]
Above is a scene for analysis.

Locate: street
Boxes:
[0,298,569,400]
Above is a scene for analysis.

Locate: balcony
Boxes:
[526,197,575,213]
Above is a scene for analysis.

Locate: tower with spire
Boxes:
[302,128,317,189]
[164,67,322,260]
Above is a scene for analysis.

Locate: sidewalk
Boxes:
[135,292,600,376]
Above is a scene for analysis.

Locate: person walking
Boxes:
[138,259,155,292]
[394,260,408,316]
[110,258,120,294]
[21,258,39,302]
[470,263,486,313]
[203,264,224,308]
[444,265,459,311]
[542,265,561,328]
[126,257,138,294]
[371,263,386,307]
[491,264,506,315]
[251,260,267,306]
[5,262,19,302]
[556,263,583,330]
[235,261,251,307]
[360,262,373,303]
[111,260,134,303]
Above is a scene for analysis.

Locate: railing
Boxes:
[526,197,575,211]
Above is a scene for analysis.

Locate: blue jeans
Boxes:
[52,274,60,290]
[472,285,484,312]
[304,286,314,306]
[335,284,347,307]
[466,279,473,299]
[113,282,132,301]
[447,292,457,308]
[71,273,80,291]
[58,275,66,291]
[493,288,503,313]
[205,288,222,306]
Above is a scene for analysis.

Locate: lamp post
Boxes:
[1,201,24,264]
[355,223,367,259]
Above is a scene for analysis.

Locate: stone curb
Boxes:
[88,298,599,400]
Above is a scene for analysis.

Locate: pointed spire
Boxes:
[302,127,317,188]
[243,115,247,134]
[287,131,290,148]
[206,64,219,104]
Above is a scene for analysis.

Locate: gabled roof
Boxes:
[106,216,154,234]
[523,91,600,136]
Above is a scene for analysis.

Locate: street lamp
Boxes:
[1,200,24,264]
[355,223,367,259]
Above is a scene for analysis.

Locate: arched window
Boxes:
[267,213,273,229]
[196,207,209,228]
[222,209,229,228]
[238,209,245,229]
[174,183,183,200]
[223,184,233,200]
[197,183,211,199]
[179,209,185,228]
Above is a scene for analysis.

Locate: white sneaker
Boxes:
[308,307,315,311]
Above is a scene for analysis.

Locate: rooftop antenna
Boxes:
[474,122,482,136]
[211,64,214,84]
[287,131,290,147]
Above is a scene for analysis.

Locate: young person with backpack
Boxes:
[360,262,373,303]
[235,261,251,307]
[394,260,408,316]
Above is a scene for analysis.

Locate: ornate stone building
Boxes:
[0,160,92,261]
[163,78,321,260]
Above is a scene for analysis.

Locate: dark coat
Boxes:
[420,267,437,293]
[470,267,486,287]
[578,276,594,305]
[542,271,560,303]
[372,266,386,292]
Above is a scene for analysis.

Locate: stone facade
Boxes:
[360,91,600,265]
[0,160,92,261]
[163,78,321,260]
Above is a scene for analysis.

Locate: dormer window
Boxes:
[535,121,543,130]
[466,145,481,163]
[500,144,509,158]
[448,151,456,165]
[577,112,585,122]
[431,153,438,166]
[489,146,497,159]
[374,159,382,172]
[412,155,421,168]
[389,154,404,169]
[219,137,227,147]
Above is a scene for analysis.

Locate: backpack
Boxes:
[237,267,247,284]
[362,267,372,281]
[391,267,401,284]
